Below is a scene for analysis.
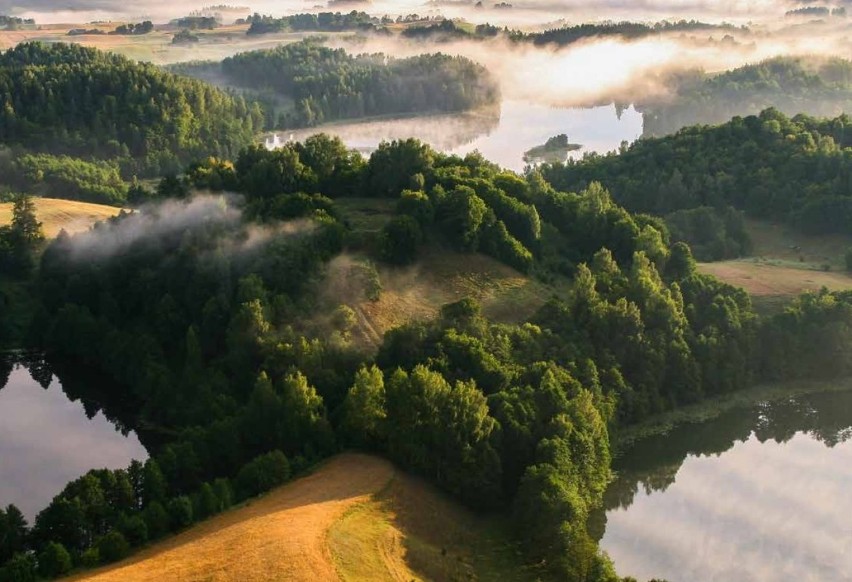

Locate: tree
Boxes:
[0,505,28,564]
[97,530,129,563]
[341,365,387,448]
[0,194,44,273]
[0,553,36,582]
[439,186,487,251]
[235,451,291,500]
[142,501,169,540]
[37,542,72,579]
[166,497,193,531]
[380,216,422,265]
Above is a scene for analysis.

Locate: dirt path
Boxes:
[69,454,396,582]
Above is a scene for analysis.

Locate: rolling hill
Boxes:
[67,454,530,582]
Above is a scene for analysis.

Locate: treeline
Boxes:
[245,11,383,35]
[0,43,263,178]
[207,40,499,127]
[0,16,35,29]
[541,109,852,243]
[172,16,218,30]
[396,18,745,45]
[0,152,128,206]
[641,57,852,137]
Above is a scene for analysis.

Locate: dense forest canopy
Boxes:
[541,109,852,256]
[175,40,499,128]
[3,129,851,581]
[641,57,852,137]
[0,43,263,177]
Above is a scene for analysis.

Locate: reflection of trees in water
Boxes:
[596,389,852,534]
[0,352,158,451]
[283,105,501,153]
[591,390,852,541]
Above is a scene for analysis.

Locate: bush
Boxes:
[37,542,72,579]
[80,547,100,568]
[235,450,292,500]
[0,553,36,582]
[167,496,194,530]
[212,478,234,511]
[97,531,130,564]
[117,514,148,546]
[142,501,170,539]
[193,483,219,521]
[380,215,422,265]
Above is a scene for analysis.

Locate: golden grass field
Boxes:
[697,219,852,309]
[0,197,121,237]
[68,454,529,582]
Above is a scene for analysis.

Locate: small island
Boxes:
[522,133,582,163]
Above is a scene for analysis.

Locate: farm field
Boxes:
[0,197,122,237]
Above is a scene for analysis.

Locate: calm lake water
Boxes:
[599,390,852,582]
[270,100,643,172]
[0,355,148,521]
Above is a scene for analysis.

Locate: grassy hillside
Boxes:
[0,197,121,237]
[68,454,529,582]
[698,219,852,312]
[329,198,557,349]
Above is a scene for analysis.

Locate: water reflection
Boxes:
[599,391,852,582]
[270,100,643,172]
[0,354,148,521]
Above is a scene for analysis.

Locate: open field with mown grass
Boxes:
[0,197,121,237]
[698,219,852,313]
[68,453,529,582]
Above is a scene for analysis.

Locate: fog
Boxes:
[60,195,316,263]
[5,0,851,111]
[3,0,850,26]
[328,23,848,109]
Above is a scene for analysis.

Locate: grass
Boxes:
[325,198,559,350]
[67,453,531,582]
[328,473,535,582]
[0,198,121,238]
[326,249,556,350]
[614,376,852,452]
[697,218,852,314]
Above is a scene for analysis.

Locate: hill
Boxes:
[0,42,263,176]
[67,454,530,582]
[0,197,121,237]
[173,40,499,129]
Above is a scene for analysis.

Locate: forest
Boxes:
[0,43,263,178]
[179,40,500,128]
[640,57,852,137]
[3,129,852,581]
[542,109,852,255]
[244,11,383,35]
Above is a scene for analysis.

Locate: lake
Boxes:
[268,100,644,172]
[0,354,148,521]
[598,390,852,582]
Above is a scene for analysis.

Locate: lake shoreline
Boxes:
[613,375,852,452]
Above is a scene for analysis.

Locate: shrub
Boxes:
[97,531,130,564]
[235,450,292,500]
[37,542,72,579]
